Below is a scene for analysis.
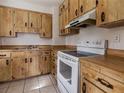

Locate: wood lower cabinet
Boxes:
[81,78,105,93]
[0,59,12,82]
[26,55,40,77]
[12,57,26,80]
[39,50,51,74]
[0,7,15,37]
[40,14,52,38]
[13,9,29,33]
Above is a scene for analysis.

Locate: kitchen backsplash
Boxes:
[66,26,124,50]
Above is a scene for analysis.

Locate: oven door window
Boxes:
[59,60,72,84]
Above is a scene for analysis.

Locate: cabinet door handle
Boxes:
[96,0,99,6]
[80,5,83,13]
[25,58,28,63]
[6,60,9,65]
[31,23,33,27]
[82,82,86,93]
[9,30,12,36]
[97,78,113,89]
[43,32,45,36]
[45,56,47,61]
[101,12,105,22]
[30,58,32,63]
[25,22,27,27]
[75,9,78,16]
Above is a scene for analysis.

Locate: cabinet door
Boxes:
[14,9,29,32]
[41,14,52,38]
[0,7,15,37]
[29,12,41,33]
[83,0,96,13]
[96,0,108,26]
[107,0,118,23]
[118,0,124,21]
[41,56,50,74]
[69,0,79,21]
[12,57,26,79]
[81,78,105,93]
[79,0,85,16]
[27,56,40,77]
[0,59,12,82]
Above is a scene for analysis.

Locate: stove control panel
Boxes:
[77,40,108,49]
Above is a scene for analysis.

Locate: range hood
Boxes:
[65,9,96,28]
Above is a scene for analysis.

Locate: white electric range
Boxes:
[57,40,108,93]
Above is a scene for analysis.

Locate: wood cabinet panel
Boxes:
[0,59,12,82]
[13,9,29,33]
[81,78,105,93]
[40,14,52,38]
[12,57,26,79]
[26,56,40,77]
[0,7,15,37]
[69,0,79,21]
[29,12,42,33]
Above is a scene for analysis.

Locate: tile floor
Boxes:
[0,74,60,93]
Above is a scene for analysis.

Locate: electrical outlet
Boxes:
[113,34,120,43]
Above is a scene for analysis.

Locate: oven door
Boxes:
[57,56,78,93]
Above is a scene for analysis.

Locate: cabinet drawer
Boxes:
[81,65,99,83]
[94,73,124,93]
[0,52,11,58]
[12,52,25,58]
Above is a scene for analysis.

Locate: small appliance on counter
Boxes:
[57,40,108,93]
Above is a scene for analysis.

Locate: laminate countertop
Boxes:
[80,55,124,83]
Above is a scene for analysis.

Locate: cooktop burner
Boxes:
[62,51,98,57]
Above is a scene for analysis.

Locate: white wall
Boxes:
[0,0,65,45]
[66,26,124,49]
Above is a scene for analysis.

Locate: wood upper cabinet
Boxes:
[79,0,96,15]
[96,0,124,27]
[0,59,12,82]
[29,12,42,33]
[40,14,52,38]
[13,9,29,33]
[0,7,15,37]
[69,0,79,21]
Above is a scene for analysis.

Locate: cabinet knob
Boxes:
[9,30,12,36]
[82,82,86,93]
[45,56,47,61]
[31,23,33,27]
[75,9,78,16]
[101,12,105,22]
[25,22,27,27]
[43,32,45,36]
[25,58,28,63]
[96,0,99,6]
[30,58,32,63]
[80,5,83,13]
[6,60,9,65]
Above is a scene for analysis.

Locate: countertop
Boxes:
[80,55,124,74]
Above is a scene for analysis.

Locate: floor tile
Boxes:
[0,88,7,93]
[0,82,10,89]
[40,86,57,93]
[24,80,39,92]
[38,75,49,81]
[9,80,25,87]
[38,78,53,88]
[7,85,23,93]
[24,89,40,93]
